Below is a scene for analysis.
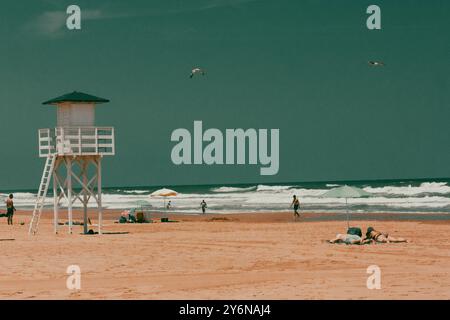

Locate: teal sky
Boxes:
[0,0,449,190]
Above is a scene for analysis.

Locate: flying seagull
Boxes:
[368,61,385,67]
[190,67,206,78]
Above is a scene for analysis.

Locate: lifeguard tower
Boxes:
[29,91,115,235]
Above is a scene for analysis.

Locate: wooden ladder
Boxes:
[29,154,57,235]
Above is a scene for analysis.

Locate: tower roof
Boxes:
[42,91,110,105]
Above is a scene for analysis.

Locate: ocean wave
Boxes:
[289,188,328,197]
[211,186,256,193]
[256,185,293,192]
[119,190,149,194]
[363,182,450,196]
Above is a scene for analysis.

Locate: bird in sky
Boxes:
[368,61,385,67]
[190,67,206,78]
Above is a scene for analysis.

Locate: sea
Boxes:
[2,178,450,215]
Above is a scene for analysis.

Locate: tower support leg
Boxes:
[67,157,73,234]
[49,155,106,235]
[97,157,103,235]
[82,160,88,234]
[53,160,59,234]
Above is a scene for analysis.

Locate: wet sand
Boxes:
[0,210,449,299]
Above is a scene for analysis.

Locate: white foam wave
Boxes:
[120,190,149,194]
[211,186,256,193]
[363,182,450,196]
[256,185,293,192]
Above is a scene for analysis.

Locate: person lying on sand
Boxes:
[328,233,372,245]
[365,227,409,243]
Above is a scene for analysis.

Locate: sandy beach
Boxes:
[0,210,449,300]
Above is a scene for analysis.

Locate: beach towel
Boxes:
[337,234,362,244]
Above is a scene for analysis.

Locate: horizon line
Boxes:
[2,176,450,193]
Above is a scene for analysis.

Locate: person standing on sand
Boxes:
[5,194,16,225]
[200,200,207,214]
[290,195,300,220]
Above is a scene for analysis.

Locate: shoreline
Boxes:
[10,210,450,223]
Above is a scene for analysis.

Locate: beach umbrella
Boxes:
[150,188,178,209]
[321,185,372,229]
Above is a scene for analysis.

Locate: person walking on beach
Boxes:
[200,200,207,214]
[166,201,172,210]
[5,194,16,225]
[290,195,300,220]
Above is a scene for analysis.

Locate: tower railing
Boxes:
[39,127,115,157]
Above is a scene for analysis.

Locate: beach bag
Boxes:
[119,216,127,223]
[347,227,362,237]
[136,211,145,223]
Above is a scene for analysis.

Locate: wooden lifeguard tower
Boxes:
[29,91,115,235]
